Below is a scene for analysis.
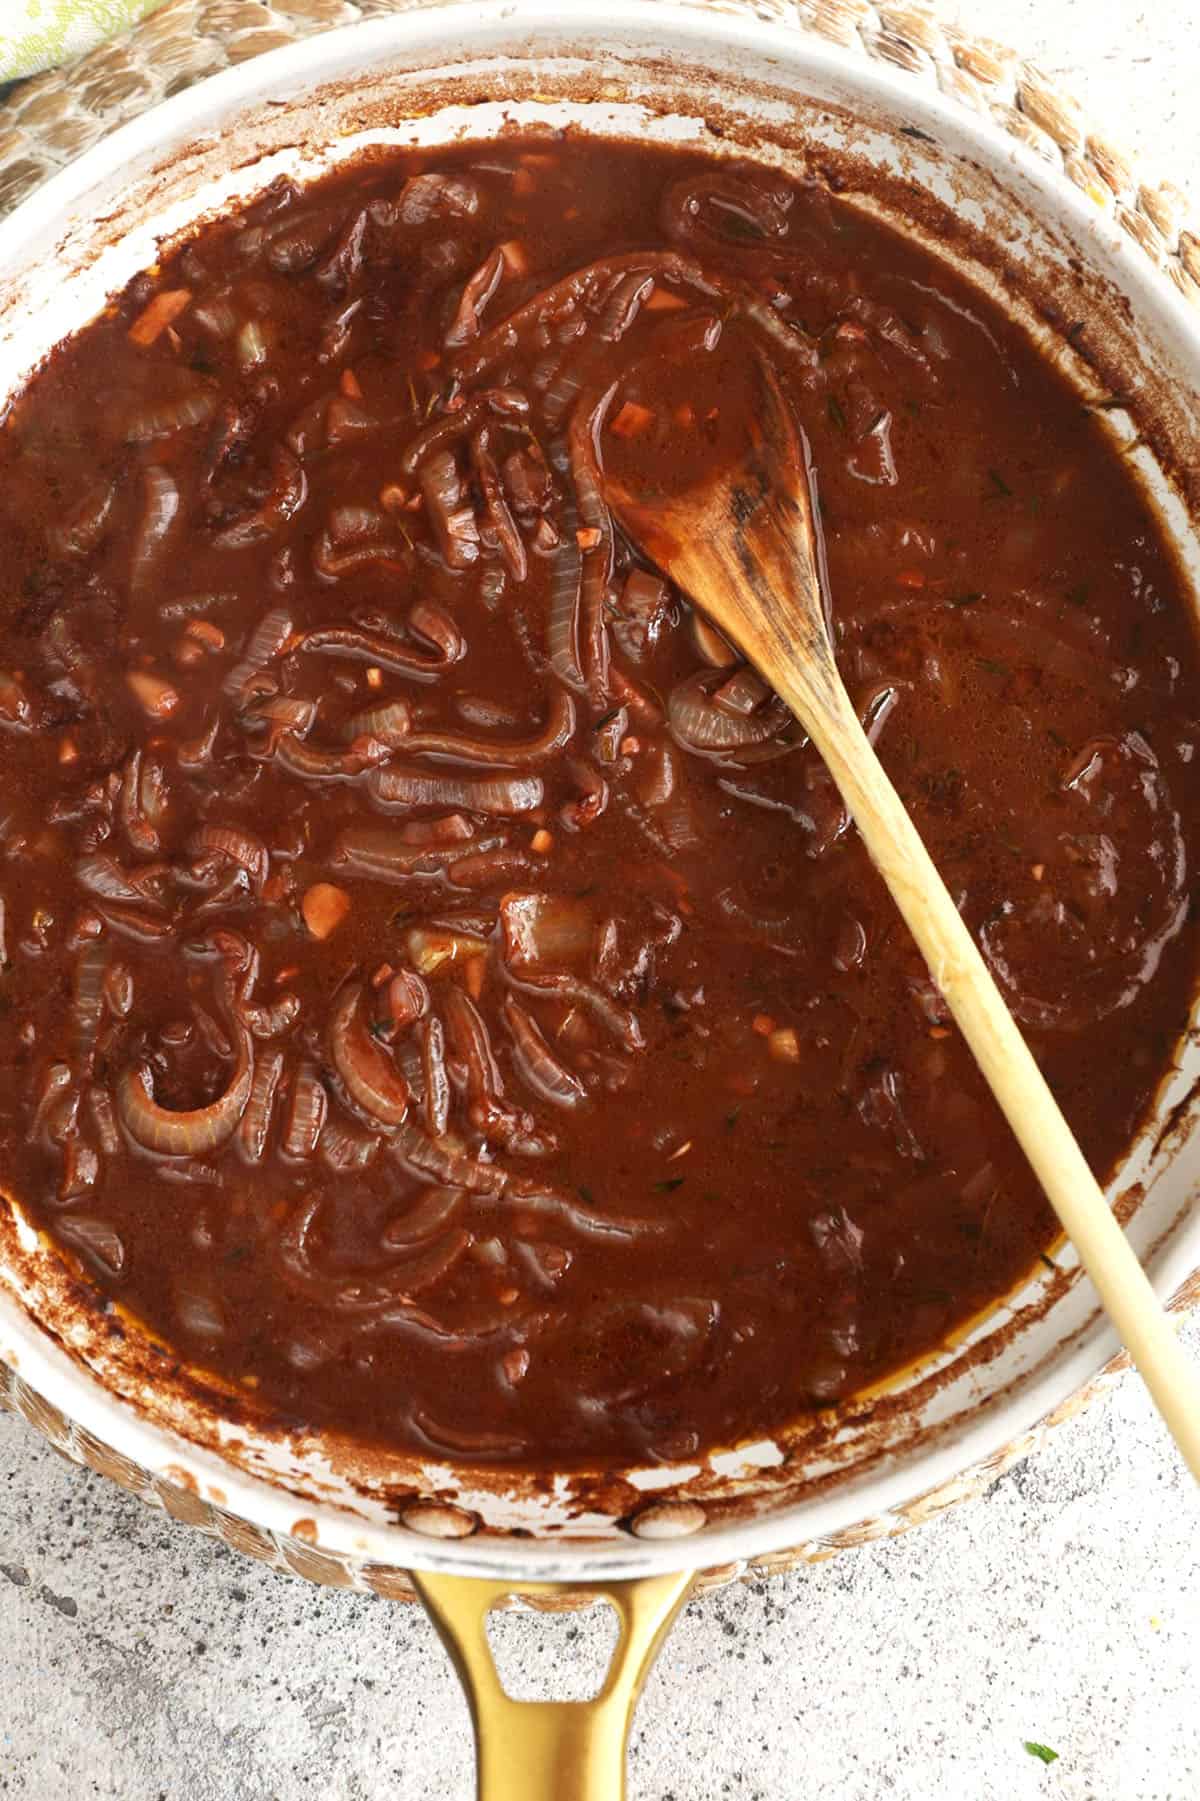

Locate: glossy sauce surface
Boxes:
[0,139,1197,1468]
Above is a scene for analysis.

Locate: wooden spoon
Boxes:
[605,351,1200,1479]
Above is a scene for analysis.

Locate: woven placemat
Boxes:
[2,0,1199,309]
[0,0,1197,1603]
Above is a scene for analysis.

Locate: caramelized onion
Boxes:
[320,1114,383,1173]
[597,269,656,341]
[212,445,307,550]
[301,623,463,681]
[119,749,169,857]
[186,824,268,893]
[409,1408,528,1460]
[395,172,480,226]
[275,734,389,783]
[446,247,505,348]
[401,686,576,767]
[317,296,362,365]
[410,602,466,666]
[668,667,792,756]
[500,892,593,971]
[314,207,367,294]
[508,970,644,1051]
[568,381,618,700]
[312,526,407,580]
[420,1016,451,1138]
[261,205,338,273]
[125,385,217,443]
[334,826,504,883]
[399,387,529,475]
[95,904,175,944]
[448,849,535,890]
[401,923,491,977]
[87,1085,122,1157]
[33,1062,75,1146]
[420,450,479,570]
[118,1028,253,1156]
[390,1117,504,1194]
[51,478,116,560]
[382,1184,465,1248]
[560,758,609,832]
[238,1047,284,1164]
[443,985,541,1151]
[395,812,475,846]
[328,982,410,1127]
[59,1136,100,1203]
[545,504,584,691]
[690,610,737,667]
[447,250,717,385]
[77,854,164,906]
[661,168,792,248]
[382,969,428,1035]
[223,605,293,702]
[240,993,301,1040]
[360,1296,555,1354]
[282,1062,327,1159]
[341,700,412,747]
[58,1214,127,1280]
[472,427,527,583]
[72,941,109,1068]
[505,1180,666,1241]
[0,672,34,732]
[278,1193,469,1315]
[129,466,181,599]
[503,995,586,1108]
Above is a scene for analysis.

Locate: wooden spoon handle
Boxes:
[788,670,1200,1479]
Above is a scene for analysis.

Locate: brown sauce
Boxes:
[0,138,1196,1469]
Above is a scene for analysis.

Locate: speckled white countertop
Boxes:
[2,3,1199,1796]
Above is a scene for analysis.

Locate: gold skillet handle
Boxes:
[411,1568,695,1801]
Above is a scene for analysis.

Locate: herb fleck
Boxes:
[655,1176,686,1193]
[827,394,847,432]
[725,1106,742,1131]
[986,467,1013,498]
[921,767,964,811]
[1023,1742,1059,1766]
[578,1184,596,1206]
[977,657,1009,678]
[950,591,983,608]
